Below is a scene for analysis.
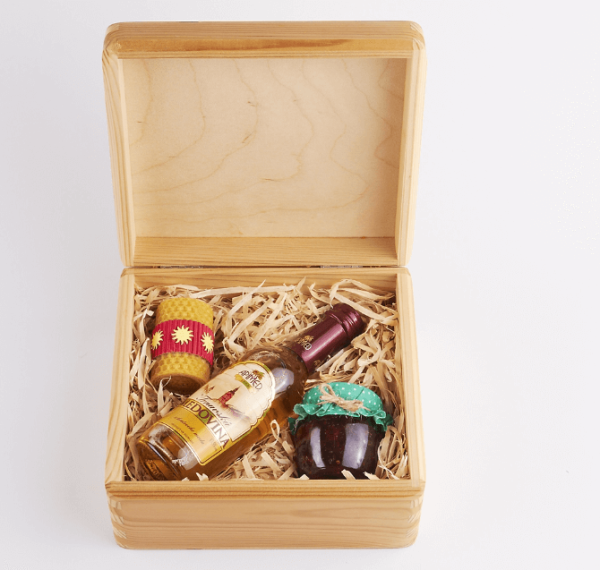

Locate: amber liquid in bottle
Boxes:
[135,304,364,481]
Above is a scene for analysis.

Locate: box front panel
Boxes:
[108,491,423,549]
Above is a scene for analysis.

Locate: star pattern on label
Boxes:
[201,332,214,353]
[151,330,164,349]
[172,325,193,345]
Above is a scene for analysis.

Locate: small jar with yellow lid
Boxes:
[149,298,214,395]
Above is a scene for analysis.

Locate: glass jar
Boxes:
[290,382,393,479]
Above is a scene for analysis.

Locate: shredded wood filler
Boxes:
[125,279,409,481]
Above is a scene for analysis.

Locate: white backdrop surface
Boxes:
[1,1,598,569]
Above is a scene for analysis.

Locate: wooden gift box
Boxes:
[103,21,426,549]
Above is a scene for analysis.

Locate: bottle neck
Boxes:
[285,308,363,374]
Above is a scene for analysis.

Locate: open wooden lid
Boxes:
[103,22,426,268]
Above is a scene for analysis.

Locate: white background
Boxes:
[1,1,598,569]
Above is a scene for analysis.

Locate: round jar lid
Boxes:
[289,382,393,434]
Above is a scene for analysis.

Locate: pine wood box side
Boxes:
[105,267,424,549]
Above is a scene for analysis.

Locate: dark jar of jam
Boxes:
[294,415,385,479]
[290,382,393,479]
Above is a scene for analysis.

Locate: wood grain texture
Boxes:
[106,266,424,548]
[102,21,426,268]
[106,483,423,549]
[103,51,136,267]
[124,57,405,240]
[124,265,399,290]
[396,47,427,266]
[133,237,397,267]
[398,269,425,486]
[104,21,425,59]
[105,273,135,485]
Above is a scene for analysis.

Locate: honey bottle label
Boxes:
[156,361,275,466]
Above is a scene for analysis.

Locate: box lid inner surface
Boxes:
[103,22,426,267]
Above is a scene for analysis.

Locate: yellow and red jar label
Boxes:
[151,319,214,365]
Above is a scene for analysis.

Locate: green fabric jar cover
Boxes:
[289,382,393,434]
